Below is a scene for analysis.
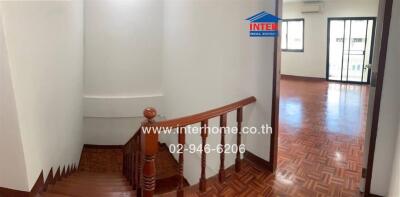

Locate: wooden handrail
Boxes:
[143,96,256,128]
[125,96,256,197]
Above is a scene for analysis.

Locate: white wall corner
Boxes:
[83,94,164,118]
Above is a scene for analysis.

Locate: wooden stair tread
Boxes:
[53,182,133,191]
[42,171,136,197]
[47,185,136,197]
[65,177,128,182]
[69,175,126,180]
[40,192,72,197]
[61,179,130,186]
[72,173,124,178]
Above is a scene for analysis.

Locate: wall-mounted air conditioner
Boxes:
[301,3,322,13]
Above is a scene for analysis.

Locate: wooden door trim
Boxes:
[365,0,394,195]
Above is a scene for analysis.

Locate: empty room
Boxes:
[0,0,399,197]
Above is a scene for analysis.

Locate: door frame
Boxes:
[270,0,394,196]
[325,17,377,84]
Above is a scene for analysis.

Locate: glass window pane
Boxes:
[287,20,303,50]
[363,20,374,82]
[328,20,345,81]
[347,20,367,82]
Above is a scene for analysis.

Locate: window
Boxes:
[281,19,304,52]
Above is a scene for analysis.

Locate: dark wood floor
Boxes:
[168,78,369,196]
[277,78,368,196]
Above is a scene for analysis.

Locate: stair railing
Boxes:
[139,96,256,197]
[123,97,256,196]
[123,128,142,196]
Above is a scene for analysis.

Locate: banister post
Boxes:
[177,127,186,197]
[142,108,158,197]
[199,120,208,192]
[219,114,227,183]
[235,108,243,172]
[136,132,142,196]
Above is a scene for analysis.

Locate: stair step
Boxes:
[73,172,124,178]
[66,176,127,182]
[61,178,130,186]
[47,185,136,197]
[62,179,129,185]
[53,181,133,191]
[68,176,126,181]
[40,192,72,197]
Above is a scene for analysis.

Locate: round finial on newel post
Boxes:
[143,107,157,122]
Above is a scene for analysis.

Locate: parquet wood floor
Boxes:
[162,78,369,197]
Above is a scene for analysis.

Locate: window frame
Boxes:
[281,18,305,52]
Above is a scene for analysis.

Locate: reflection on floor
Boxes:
[164,78,369,196]
[278,78,369,196]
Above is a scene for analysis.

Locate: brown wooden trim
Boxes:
[29,171,45,196]
[270,0,282,173]
[54,166,61,181]
[365,0,394,195]
[0,171,45,197]
[146,97,256,128]
[368,194,384,197]
[44,168,54,191]
[83,144,124,149]
[244,151,272,171]
[0,187,28,197]
[362,168,367,178]
[0,163,78,196]
[61,166,66,178]
[281,74,325,81]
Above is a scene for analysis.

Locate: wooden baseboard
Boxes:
[281,74,325,81]
[244,151,273,171]
[0,164,77,197]
[0,187,28,197]
[83,144,124,149]
[367,194,384,197]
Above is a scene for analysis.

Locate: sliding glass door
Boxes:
[327,18,375,83]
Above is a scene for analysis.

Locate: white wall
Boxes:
[1,1,84,190]
[0,7,29,191]
[371,0,400,194]
[281,0,379,78]
[162,0,275,184]
[83,0,164,144]
[388,121,400,197]
[83,117,142,145]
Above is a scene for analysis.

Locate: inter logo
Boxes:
[246,11,280,37]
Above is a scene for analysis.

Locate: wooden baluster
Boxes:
[142,108,158,197]
[128,142,132,184]
[126,151,129,177]
[199,120,208,192]
[235,108,243,172]
[219,114,227,183]
[177,127,186,197]
[123,147,126,177]
[136,132,142,196]
[131,139,136,188]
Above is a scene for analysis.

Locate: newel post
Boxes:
[142,108,158,197]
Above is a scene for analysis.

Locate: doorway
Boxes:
[327,17,376,83]
[271,0,394,195]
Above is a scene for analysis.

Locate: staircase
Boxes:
[41,172,136,197]
[39,97,256,197]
